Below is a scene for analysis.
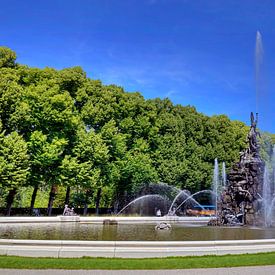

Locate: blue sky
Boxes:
[0,0,274,132]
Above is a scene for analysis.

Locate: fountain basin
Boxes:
[1,217,275,258]
[1,238,275,258]
[0,216,210,224]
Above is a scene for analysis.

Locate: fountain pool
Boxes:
[1,221,275,241]
[1,217,275,258]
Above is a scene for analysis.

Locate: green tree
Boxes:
[71,128,109,214]
[0,129,29,215]
[0,47,16,68]
[27,131,67,214]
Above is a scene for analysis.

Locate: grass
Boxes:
[0,252,275,269]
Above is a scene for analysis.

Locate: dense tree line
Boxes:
[0,46,266,215]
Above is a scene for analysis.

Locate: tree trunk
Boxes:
[65,186,71,205]
[6,188,17,216]
[95,188,102,215]
[47,185,57,216]
[30,185,38,215]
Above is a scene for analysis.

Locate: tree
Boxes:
[0,46,253,213]
[0,47,16,68]
[0,129,29,215]
[0,67,23,132]
[27,131,67,214]
[71,128,109,214]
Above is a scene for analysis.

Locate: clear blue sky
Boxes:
[0,0,274,132]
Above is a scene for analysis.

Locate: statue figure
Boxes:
[155,222,172,230]
[247,112,261,157]
[63,204,76,216]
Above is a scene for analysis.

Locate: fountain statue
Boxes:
[63,204,77,216]
[218,112,265,225]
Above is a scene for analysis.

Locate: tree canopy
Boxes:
[0,46,266,214]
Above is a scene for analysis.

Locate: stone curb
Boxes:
[1,238,275,258]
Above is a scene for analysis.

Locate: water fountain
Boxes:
[263,166,272,226]
[117,161,229,218]
[212,158,220,216]
[262,145,275,226]
[216,31,274,226]
[117,184,208,216]
[116,194,170,216]
[222,162,227,188]
[1,32,275,259]
[255,30,264,114]
[219,112,265,225]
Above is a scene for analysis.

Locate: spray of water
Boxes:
[212,158,220,215]
[116,194,165,215]
[222,162,227,188]
[255,30,264,113]
[262,145,275,226]
[263,166,272,226]
[272,145,275,189]
[173,190,215,213]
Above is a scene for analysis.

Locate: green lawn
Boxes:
[0,252,275,269]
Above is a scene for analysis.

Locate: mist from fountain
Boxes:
[117,194,168,215]
[262,145,275,226]
[117,181,213,216]
[272,145,275,188]
[173,189,215,213]
[222,162,227,188]
[263,166,272,226]
[255,30,263,112]
[212,158,220,215]
[168,190,208,214]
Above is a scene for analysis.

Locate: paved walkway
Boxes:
[1,266,275,275]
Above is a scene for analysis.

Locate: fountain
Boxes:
[212,158,220,216]
[116,194,170,216]
[216,31,274,226]
[117,185,208,216]
[222,162,227,188]
[255,30,263,112]
[1,31,275,259]
[263,166,272,226]
[167,190,207,215]
[218,112,265,225]
[262,145,275,226]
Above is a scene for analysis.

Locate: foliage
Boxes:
[0,130,29,190]
[0,46,261,210]
[0,47,16,68]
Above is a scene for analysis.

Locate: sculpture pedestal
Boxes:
[57,215,80,222]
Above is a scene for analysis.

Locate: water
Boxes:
[173,190,215,213]
[212,158,220,214]
[168,190,206,214]
[255,30,264,112]
[222,162,227,188]
[263,166,272,226]
[262,145,275,226]
[272,145,275,188]
[117,194,169,216]
[1,222,275,241]
[117,182,209,216]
